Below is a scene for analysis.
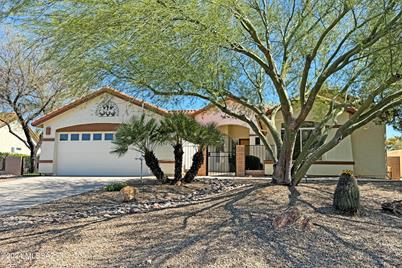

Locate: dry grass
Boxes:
[0,179,401,268]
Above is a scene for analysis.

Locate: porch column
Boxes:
[236,145,245,177]
[39,126,56,175]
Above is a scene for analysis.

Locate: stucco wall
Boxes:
[218,125,249,140]
[0,121,32,155]
[273,106,353,162]
[352,122,386,178]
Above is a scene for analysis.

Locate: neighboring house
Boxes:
[0,113,39,155]
[387,149,402,179]
[32,87,387,178]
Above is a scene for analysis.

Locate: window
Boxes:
[82,133,91,141]
[255,137,261,145]
[11,147,21,152]
[281,122,318,160]
[60,134,68,141]
[71,134,80,141]
[105,133,114,141]
[93,133,102,141]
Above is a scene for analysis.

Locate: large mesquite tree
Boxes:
[15,0,402,187]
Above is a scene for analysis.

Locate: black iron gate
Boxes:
[207,146,236,176]
[183,137,237,177]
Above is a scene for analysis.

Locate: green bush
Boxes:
[23,173,41,177]
[245,155,263,170]
[104,182,128,192]
[0,152,29,158]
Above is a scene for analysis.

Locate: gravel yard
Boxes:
[0,178,401,268]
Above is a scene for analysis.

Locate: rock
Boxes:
[153,203,161,209]
[129,207,141,214]
[125,179,138,186]
[382,200,402,216]
[117,186,138,202]
[161,201,172,208]
[117,209,126,214]
[77,212,87,218]
[175,180,182,186]
[273,207,302,229]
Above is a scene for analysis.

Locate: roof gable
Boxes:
[32,87,169,127]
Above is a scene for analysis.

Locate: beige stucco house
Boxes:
[32,87,387,178]
[191,99,387,178]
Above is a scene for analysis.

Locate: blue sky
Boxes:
[387,125,401,138]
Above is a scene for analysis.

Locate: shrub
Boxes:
[105,182,128,192]
[0,152,29,159]
[245,155,263,170]
[333,170,360,215]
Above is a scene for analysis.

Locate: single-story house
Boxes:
[0,113,39,155]
[32,87,387,178]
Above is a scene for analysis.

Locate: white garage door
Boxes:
[56,132,150,176]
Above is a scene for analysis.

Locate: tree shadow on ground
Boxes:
[0,180,401,268]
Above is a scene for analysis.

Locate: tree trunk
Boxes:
[28,148,36,173]
[144,150,168,184]
[288,184,301,206]
[173,143,184,182]
[183,150,203,183]
[272,129,296,185]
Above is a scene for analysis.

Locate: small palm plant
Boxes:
[183,123,223,183]
[111,114,169,184]
[159,113,200,183]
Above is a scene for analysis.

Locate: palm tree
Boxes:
[159,113,199,183]
[111,114,169,183]
[183,123,223,183]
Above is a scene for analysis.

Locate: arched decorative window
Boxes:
[95,98,119,117]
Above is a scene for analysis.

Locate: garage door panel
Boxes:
[56,139,150,176]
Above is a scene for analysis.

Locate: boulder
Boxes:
[118,186,138,202]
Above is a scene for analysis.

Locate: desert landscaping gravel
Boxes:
[0,178,401,268]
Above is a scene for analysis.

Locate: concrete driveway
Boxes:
[0,176,142,215]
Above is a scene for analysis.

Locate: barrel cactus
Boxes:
[333,170,360,215]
